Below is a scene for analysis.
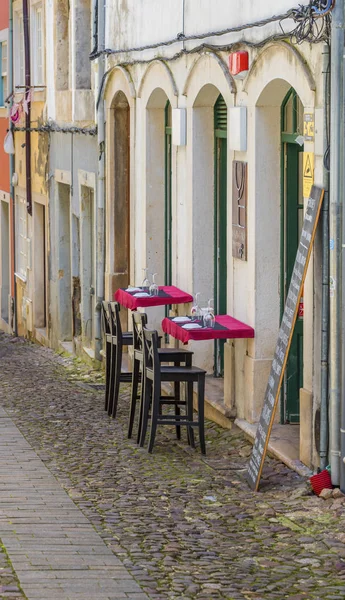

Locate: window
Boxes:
[14,12,25,87]
[32,5,44,85]
[0,42,7,106]
[17,196,28,279]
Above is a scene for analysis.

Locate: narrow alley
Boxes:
[0,331,344,600]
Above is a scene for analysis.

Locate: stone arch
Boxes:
[138,60,178,101]
[183,51,236,100]
[243,41,316,107]
[104,71,135,322]
[104,66,136,105]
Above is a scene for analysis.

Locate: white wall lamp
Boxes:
[172,108,187,146]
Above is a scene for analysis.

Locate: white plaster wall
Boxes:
[103,0,325,444]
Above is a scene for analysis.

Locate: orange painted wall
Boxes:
[0,4,8,31]
[0,0,9,193]
[0,118,9,193]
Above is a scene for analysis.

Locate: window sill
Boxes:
[15,272,27,284]
[0,107,7,118]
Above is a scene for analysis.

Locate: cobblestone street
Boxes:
[0,332,345,599]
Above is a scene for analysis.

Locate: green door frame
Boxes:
[164,101,172,327]
[214,95,227,376]
[280,88,304,423]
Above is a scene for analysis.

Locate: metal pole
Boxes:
[329,0,344,486]
[94,0,105,361]
[320,42,330,471]
[9,0,17,336]
[22,0,32,216]
[340,0,345,492]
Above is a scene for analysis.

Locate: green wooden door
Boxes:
[281,90,304,423]
[165,101,172,288]
[214,95,227,376]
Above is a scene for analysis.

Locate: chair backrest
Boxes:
[143,328,160,377]
[101,301,111,335]
[109,302,122,341]
[132,311,148,353]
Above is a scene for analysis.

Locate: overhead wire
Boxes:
[91,0,333,61]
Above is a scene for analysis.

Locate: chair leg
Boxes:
[111,344,122,419]
[186,381,195,448]
[174,381,181,440]
[197,374,206,455]
[128,359,140,439]
[148,381,160,453]
[139,379,152,447]
[104,341,111,412]
[107,343,116,415]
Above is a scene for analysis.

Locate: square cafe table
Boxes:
[162,315,255,345]
[114,285,193,311]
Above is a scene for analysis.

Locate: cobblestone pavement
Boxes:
[0,332,345,599]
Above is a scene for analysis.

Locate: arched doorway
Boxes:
[281,87,304,423]
[146,88,171,285]
[192,84,228,375]
[214,94,228,376]
[113,91,130,331]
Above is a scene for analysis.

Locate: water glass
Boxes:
[149,273,159,296]
[142,268,150,292]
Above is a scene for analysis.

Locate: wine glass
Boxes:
[191,293,201,321]
[204,299,215,328]
[149,273,159,296]
[142,268,150,292]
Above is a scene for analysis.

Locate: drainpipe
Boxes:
[320,43,330,471]
[340,0,345,492]
[94,0,105,362]
[329,0,344,486]
[9,0,17,335]
[22,0,32,216]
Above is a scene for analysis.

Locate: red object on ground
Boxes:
[310,469,333,496]
[114,286,193,311]
[162,315,255,345]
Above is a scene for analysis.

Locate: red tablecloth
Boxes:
[114,286,193,311]
[162,315,255,344]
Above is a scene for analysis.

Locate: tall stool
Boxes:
[128,311,193,442]
[140,328,207,454]
[101,301,133,418]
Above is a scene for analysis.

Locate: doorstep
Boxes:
[235,418,312,478]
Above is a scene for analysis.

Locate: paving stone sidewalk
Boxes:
[0,332,345,599]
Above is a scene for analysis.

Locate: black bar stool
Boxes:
[101,301,133,418]
[128,311,194,442]
[140,328,207,454]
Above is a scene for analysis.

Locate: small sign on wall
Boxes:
[303,113,315,142]
[232,161,247,261]
[303,152,314,198]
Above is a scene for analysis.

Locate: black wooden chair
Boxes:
[101,301,133,419]
[140,328,207,454]
[128,311,194,442]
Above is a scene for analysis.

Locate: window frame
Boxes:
[16,195,28,280]
[31,2,45,86]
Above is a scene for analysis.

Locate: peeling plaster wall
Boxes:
[103,0,325,468]
[48,132,97,350]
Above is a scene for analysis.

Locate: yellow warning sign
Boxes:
[303,152,314,198]
[303,114,315,141]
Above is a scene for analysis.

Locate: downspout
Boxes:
[94,0,105,361]
[320,43,330,471]
[22,0,32,215]
[329,0,344,486]
[340,0,345,492]
[9,0,17,335]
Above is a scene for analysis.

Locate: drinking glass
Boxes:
[191,293,201,320]
[149,273,159,296]
[205,298,215,328]
[142,268,150,292]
